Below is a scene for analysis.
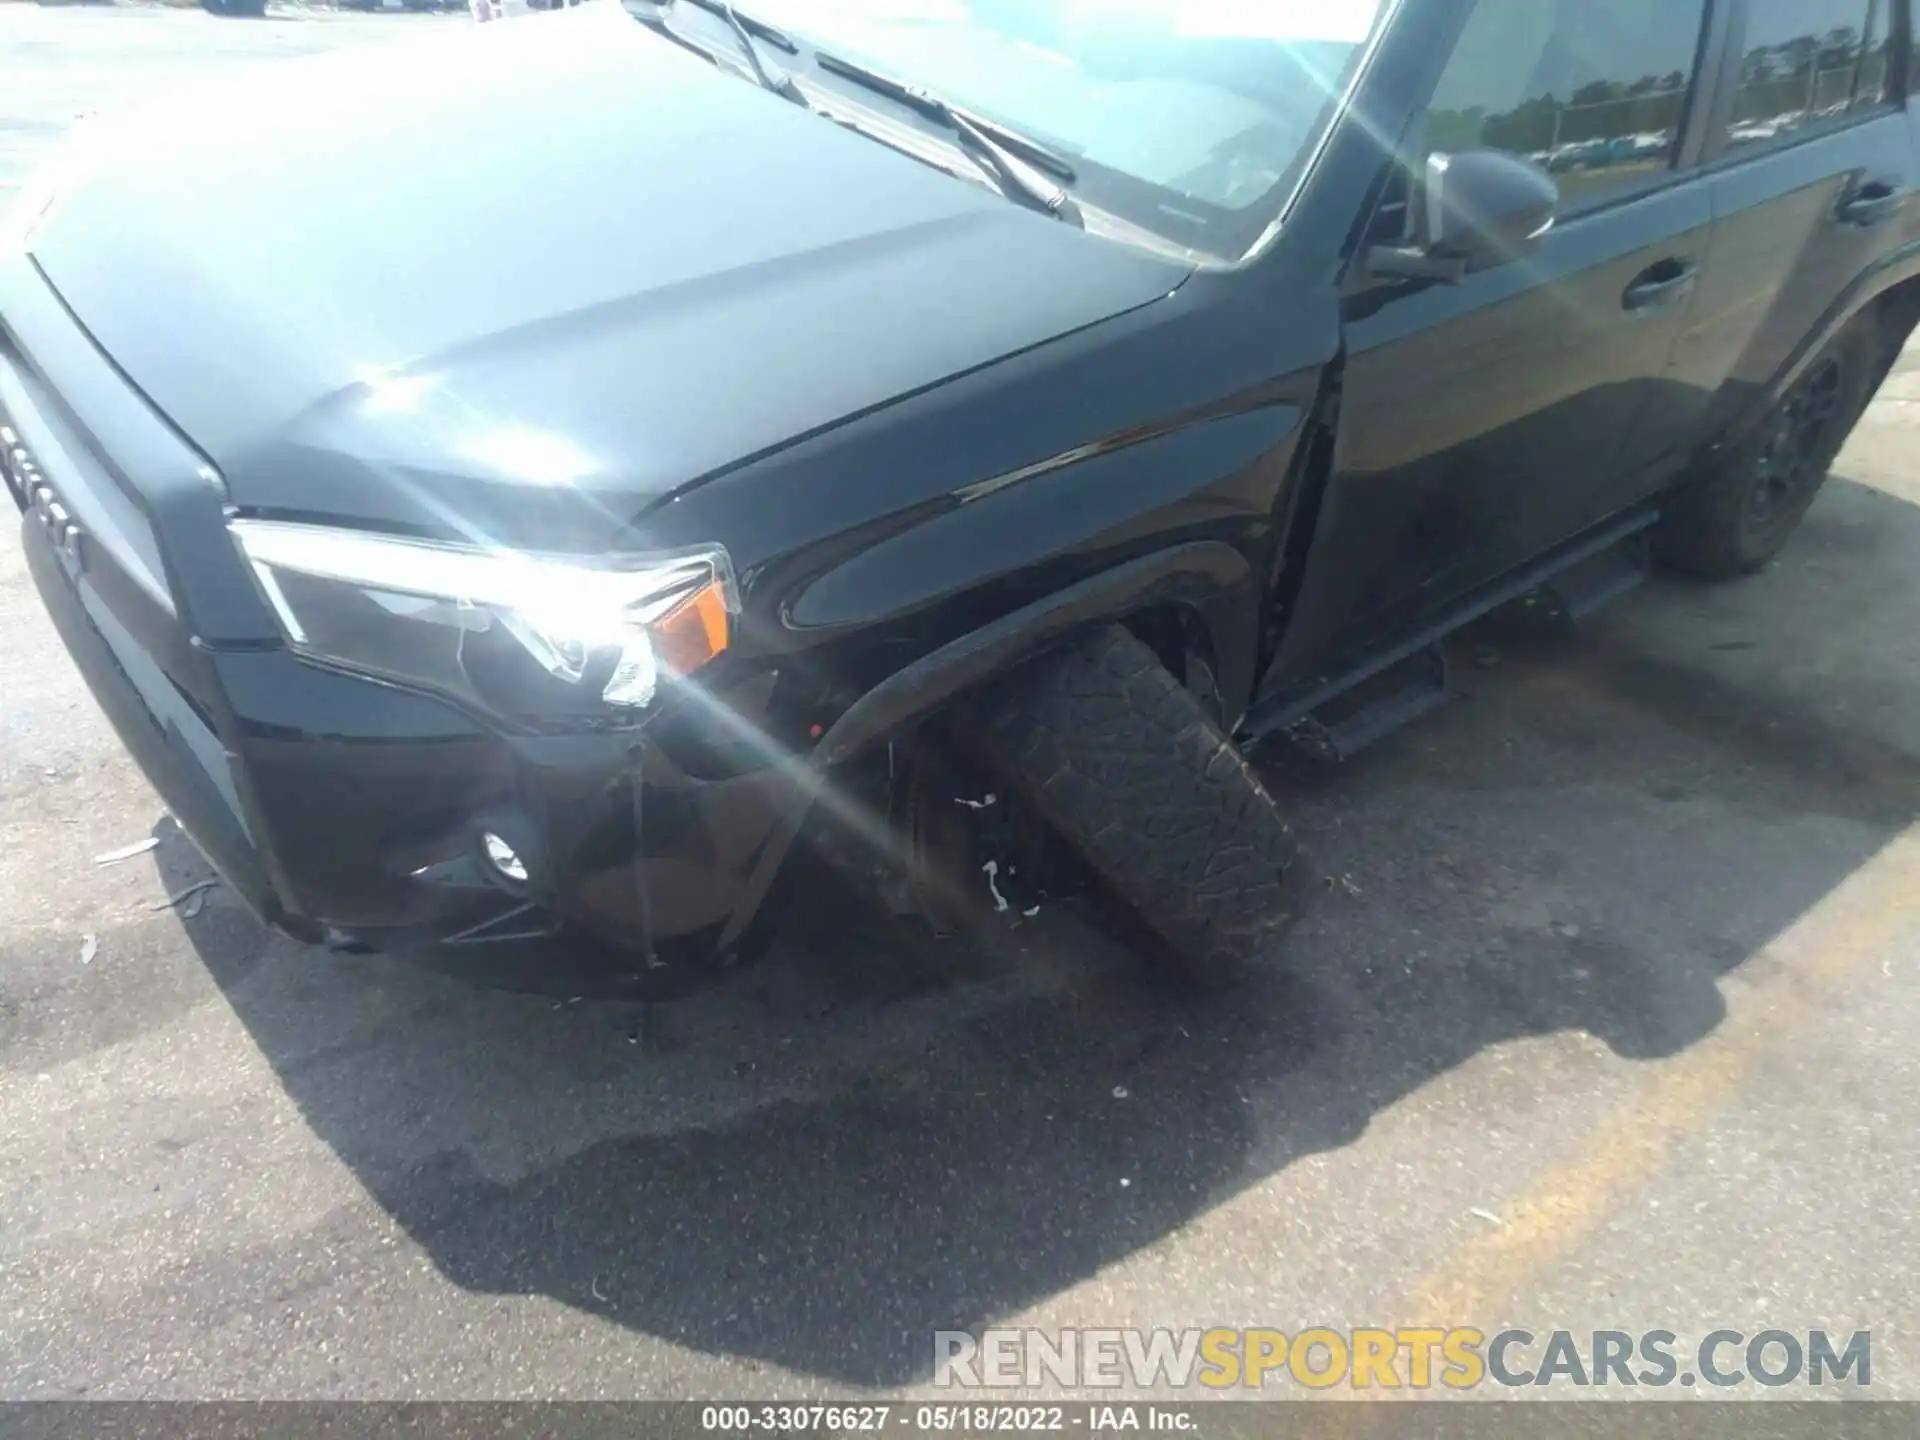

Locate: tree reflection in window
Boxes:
[1727,0,1883,150]
[1429,76,1689,203]
[1418,0,1707,209]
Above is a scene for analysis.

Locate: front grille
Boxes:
[0,411,32,511]
[0,336,172,610]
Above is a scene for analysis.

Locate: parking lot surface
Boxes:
[3,3,1920,1403]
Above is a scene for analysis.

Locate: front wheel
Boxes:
[966,625,1301,988]
[1655,314,1881,579]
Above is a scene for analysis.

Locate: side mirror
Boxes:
[1369,150,1559,284]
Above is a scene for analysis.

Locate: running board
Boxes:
[1541,531,1650,621]
[1278,644,1448,764]
[1241,509,1659,756]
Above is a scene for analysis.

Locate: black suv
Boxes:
[5,0,1918,987]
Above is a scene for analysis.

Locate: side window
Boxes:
[1910,0,1920,104]
[1726,0,1891,153]
[1855,0,1897,110]
[1418,0,1709,211]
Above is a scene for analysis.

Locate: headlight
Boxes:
[230,519,735,724]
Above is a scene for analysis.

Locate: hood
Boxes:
[28,5,1187,551]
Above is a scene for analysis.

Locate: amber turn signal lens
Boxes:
[652,582,731,675]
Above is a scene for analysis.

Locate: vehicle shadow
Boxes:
[159,470,1920,1389]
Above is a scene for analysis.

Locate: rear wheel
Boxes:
[967,625,1300,988]
[1656,315,1880,579]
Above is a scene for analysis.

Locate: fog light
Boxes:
[481,831,529,884]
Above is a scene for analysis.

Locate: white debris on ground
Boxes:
[93,837,158,865]
[980,859,1010,913]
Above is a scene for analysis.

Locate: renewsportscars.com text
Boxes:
[932,1327,1872,1391]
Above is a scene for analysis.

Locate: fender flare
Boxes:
[1748,241,1920,425]
[716,540,1259,949]
[813,540,1257,768]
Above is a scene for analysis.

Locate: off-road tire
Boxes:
[968,625,1300,987]
[1656,314,1882,579]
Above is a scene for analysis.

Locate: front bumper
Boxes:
[2,260,792,963]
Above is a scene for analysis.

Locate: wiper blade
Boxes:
[815,54,1076,179]
[662,0,808,107]
[626,3,727,67]
[813,51,1082,224]
[675,0,797,53]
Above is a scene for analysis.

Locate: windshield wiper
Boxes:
[660,0,809,107]
[813,51,1082,224]
[675,0,796,52]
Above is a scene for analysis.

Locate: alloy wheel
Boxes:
[1748,356,1844,530]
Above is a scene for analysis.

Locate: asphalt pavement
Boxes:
[3,3,1920,1405]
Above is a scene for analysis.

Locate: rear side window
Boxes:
[1418,0,1709,211]
[1856,0,1898,107]
[1726,0,1895,152]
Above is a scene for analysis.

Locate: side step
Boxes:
[1278,644,1448,764]
[1241,512,1658,761]
[1540,531,1650,621]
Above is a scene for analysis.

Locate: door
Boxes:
[1276,0,1716,677]
[1659,0,1914,473]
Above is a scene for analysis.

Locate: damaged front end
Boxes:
[800,728,1086,943]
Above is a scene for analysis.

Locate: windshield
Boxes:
[743,0,1392,259]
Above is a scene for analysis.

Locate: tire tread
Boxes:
[970,626,1299,987]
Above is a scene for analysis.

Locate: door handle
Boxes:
[1623,259,1697,313]
[1837,179,1904,228]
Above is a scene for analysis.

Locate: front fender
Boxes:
[712,539,1256,953]
[781,398,1306,728]
[810,540,1257,769]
